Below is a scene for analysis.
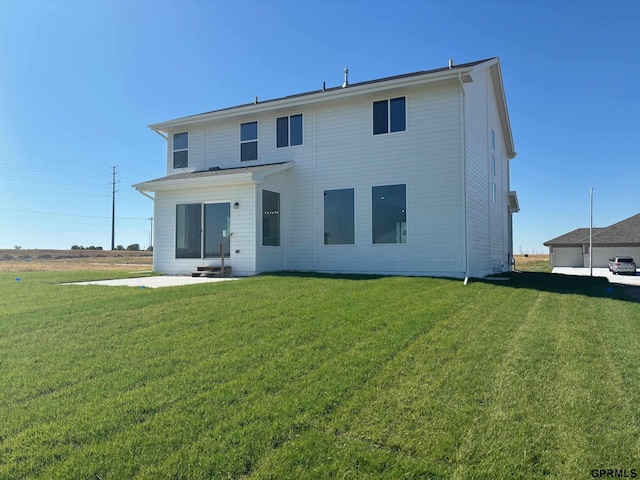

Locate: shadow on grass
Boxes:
[477,271,640,303]
[262,271,388,281]
[261,270,640,303]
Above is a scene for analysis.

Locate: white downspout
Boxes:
[459,72,469,284]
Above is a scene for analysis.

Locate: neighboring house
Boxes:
[544,213,640,268]
[134,57,519,278]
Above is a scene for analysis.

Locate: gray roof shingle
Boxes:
[544,213,640,246]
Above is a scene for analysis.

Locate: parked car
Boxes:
[608,256,636,275]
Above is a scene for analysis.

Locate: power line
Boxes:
[0,163,110,178]
[0,207,148,220]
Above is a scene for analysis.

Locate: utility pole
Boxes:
[149,217,154,249]
[589,187,593,277]
[111,166,119,250]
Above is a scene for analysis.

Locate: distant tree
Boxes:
[95,246,103,250]
[146,246,153,252]
[14,245,22,250]
[115,245,125,251]
[127,243,140,251]
[71,245,84,250]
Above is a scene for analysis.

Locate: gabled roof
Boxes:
[149,58,515,159]
[544,213,640,246]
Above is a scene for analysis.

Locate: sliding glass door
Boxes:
[204,203,230,258]
[176,202,230,259]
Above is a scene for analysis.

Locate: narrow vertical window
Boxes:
[276,117,289,148]
[373,97,406,135]
[290,114,303,146]
[390,97,406,132]
[492,155,496,176]
[241,121,258,161]
[262,190,280,246]
[492,182,497,203]
[324,188,355,245]
[276,114,303,148]
[491,129,496,151]
[373,100,389,135]
[372,184,407,244]
[173,132,188,169]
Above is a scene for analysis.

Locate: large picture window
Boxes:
[173,132,188,168]
[324,188,354,245]
[241,121,258,161]
[373,97,406,135]
[276,114,303,148]
[262,190,280,246]
[176,203,230,258]
[372,184,407,244]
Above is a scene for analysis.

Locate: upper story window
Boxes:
[173,132,188,169]
[373,97,406,135]
[276,114,303,148]
[241,121,258,161]
[491,129,496,151]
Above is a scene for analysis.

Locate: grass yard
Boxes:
[1,269,639,479]
[513,254,552,273]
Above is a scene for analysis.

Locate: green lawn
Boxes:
[1,270,639,479]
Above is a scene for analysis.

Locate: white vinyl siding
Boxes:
[464,67,511,276]
[148,59,513,278]
[153,183,256,276]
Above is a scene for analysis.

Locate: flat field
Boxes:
[1,263,639,479]
[0,249,152,272]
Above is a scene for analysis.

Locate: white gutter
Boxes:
[151,127,168,140]
[134,188,155,202]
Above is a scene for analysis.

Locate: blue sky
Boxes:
[1,0,638,252]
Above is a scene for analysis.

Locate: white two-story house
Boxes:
[134,57,519,278]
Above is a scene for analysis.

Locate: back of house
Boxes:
[134,57,518,278]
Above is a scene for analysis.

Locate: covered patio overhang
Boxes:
[132,162,294,198]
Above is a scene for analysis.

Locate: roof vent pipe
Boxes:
[342,68,349,88]
[254,96,258,104]
[322,81,326,91]
[448,59,453,69]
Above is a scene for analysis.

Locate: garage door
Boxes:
[592,247,640,268]
[552,247,583,267]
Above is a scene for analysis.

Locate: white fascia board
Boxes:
[134,173,256,193]
[487,60,517,160]
[148,68,474,133]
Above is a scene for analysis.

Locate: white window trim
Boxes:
[371,96,408,137]
[240,121,258,162]
[322,186,357,247]
[370,182,408,246]
[276,114,304,148]
[172,132,188,169]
